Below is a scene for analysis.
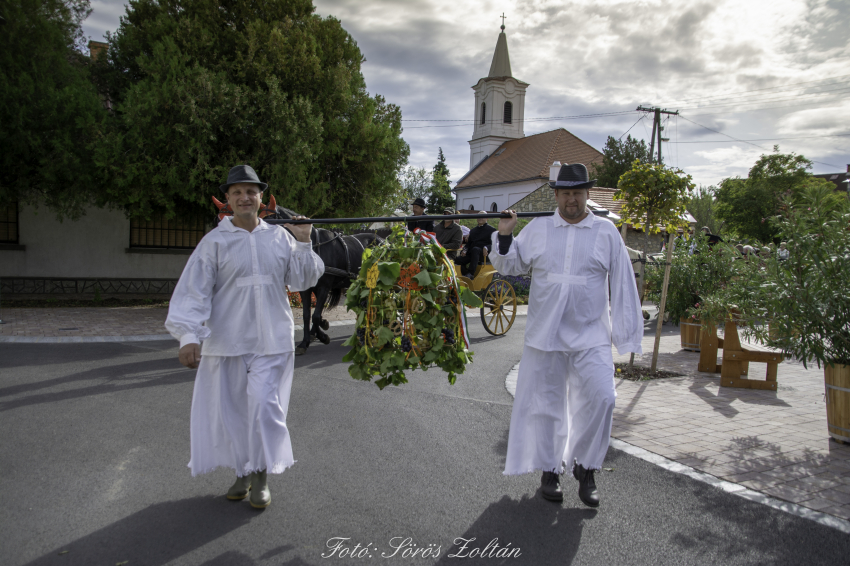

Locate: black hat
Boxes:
[411,198,427,208]
[219,165,268,193]
[548,163,596,190]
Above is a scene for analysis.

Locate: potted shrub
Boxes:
[645,235,737,351]
[726,187,850,442]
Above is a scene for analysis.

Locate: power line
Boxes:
[669,133,850,143]
[676,86,850,111]
[402,110,635,122]
[618,115,646,140]
[685,96,850,116]
[403,111,637,129]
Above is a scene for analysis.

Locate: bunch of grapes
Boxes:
[401,336,412,353]
[356,328,366,344]
[360,298,368,309]
[442,327,456,345]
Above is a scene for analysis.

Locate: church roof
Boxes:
[488,31,512,78]
[455,128,604,190]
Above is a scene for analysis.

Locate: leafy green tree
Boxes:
[0,0,106,219]
[616,160,694,257]
[590,135,651,189]
[93,0,408,220]
[715,147,812,243]
[426,148,454,213]
[687,185,722,235]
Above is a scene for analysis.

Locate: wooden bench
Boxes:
[697,312,784,391]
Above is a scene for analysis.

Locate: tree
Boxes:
[715,147,812,243]
[426,148,455,213]
[399,166,432,207]
[616,160,694,371]
[616,160,694,253]
[590,135,651,189]
[0,0,106,219]
[92,0,409,220]
[687,185,722,235]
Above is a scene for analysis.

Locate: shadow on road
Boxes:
[436,494,593,565]
[23,496,261,566]
[0,357,195,411]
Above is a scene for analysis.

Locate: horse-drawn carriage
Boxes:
[453,256,518,337]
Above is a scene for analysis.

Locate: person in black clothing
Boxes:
[455,213,497,278]
[407,198,435,233]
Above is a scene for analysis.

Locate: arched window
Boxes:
[490,202,498,212]
[480,102,486,125]
[468,204,475,211]
[504,101,512,124]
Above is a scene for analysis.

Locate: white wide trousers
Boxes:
[188,353,295,477]
[504,344,616,475]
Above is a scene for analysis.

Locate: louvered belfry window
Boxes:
[481,102,486,125]
[504,101,512,124]
[130,212,206,249]
[0,202,19,244]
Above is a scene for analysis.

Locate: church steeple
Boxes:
[467,20,529,169]
[488,24,512,78]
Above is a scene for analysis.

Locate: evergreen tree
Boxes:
[0,0,106,219]
[426,148,455,213]
[590,135,652,189]
[92,0,409,220]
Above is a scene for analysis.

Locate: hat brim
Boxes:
[549,179,596,190]
[219,181,268,193]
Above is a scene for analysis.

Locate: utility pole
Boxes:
[636,106,679,164]
[634,105,680,372]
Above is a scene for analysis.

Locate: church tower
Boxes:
[468,22,529,169]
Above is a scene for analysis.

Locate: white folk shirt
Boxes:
[165,216,324,356]
[489,208,643,354]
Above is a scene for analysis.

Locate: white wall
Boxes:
[456,180,542,213]
[0,204,197,279]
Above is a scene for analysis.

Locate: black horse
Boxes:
[266,206,382,355]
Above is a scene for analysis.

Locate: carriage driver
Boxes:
[165,165,324,508]
[489,163,643,507]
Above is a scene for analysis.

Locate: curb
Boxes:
[504,359,850,534]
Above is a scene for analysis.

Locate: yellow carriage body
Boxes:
[452,260,517,336]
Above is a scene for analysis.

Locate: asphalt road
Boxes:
[1,316,848,566]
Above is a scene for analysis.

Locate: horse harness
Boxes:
[310,228,364,279]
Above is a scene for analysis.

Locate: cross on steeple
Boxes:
[500,12,506,30]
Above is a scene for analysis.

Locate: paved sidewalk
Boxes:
[2,305,848,526]
[612,334,850,523]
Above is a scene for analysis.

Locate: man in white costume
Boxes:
[166,165,323,509]
[490,163,643,507]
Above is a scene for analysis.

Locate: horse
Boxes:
[212,196,383,355]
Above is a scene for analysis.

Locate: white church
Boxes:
[453,25,607,213]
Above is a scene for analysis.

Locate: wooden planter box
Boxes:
[826,364,850,444]
[680,317,701,352]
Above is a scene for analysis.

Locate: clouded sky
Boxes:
[82,0,850,188]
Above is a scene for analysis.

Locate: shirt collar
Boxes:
[217,215,270,233]
[552,207,595,229]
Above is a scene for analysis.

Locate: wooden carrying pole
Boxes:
[651,235,675,373]
[264,210,611,225]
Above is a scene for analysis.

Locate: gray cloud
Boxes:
[81,0,850,185]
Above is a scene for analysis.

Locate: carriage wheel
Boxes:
[480,279,517,336]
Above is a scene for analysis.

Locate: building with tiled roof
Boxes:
[453,26,603,213]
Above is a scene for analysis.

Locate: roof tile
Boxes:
[456,128,604,189]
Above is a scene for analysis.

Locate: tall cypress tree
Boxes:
[426,148,454,213]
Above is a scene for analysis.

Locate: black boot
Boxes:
[573,464,600,507]
[540,471,563,502]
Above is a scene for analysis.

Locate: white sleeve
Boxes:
[608,233,644,355]
[284,237,325,292]
[165,246,217,347]
[488,227,534,276]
